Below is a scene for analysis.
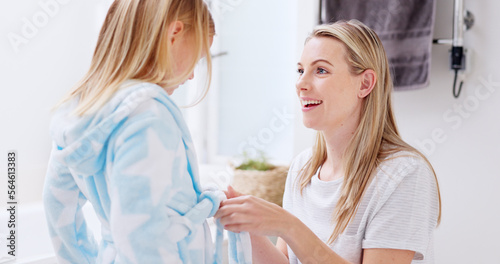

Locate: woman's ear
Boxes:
[358,69,376,98]
[168,21,184,44]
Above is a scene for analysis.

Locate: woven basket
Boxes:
[232,165,289,207]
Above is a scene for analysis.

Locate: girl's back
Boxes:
[45,81,215,263]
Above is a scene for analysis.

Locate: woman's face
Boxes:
[296,36,364,133]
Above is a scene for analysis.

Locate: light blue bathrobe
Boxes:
[43,81,251,264]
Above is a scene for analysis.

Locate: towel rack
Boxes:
[433,0,475,98]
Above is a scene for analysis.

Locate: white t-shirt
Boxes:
[282,149,439,264]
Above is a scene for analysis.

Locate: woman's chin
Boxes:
[302,119,318,130]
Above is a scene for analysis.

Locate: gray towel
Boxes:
[321,0,436,90]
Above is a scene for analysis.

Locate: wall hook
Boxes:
[433,0,474,98]
[464,10,475,30]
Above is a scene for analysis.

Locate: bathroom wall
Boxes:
[1,0,499,262]
[395,1,500,263]
[0,1,113,205]
[293,1,500,263]
[213,0,297,164]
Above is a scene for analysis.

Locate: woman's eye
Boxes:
[297,68,304,75]
[317,68,328,74]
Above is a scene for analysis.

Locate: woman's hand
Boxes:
[215,186,296,238]
[223,185,243,199]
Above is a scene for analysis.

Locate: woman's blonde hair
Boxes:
[58,0,214,115]
[297,20,442,244]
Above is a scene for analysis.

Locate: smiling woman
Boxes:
[215,20,442,264]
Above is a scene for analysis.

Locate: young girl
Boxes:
[43,0,224,263]
[215,20,442,264]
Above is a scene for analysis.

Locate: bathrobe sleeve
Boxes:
[108,107,191,263]
[43,148,98,264]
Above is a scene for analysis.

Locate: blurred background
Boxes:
[0,0,499,263]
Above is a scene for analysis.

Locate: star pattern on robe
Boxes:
[110,196,150,264]
[120,128,179,206]
[158,246,182,263]
[50,185,80,227]
[91,140,103,153]
[51,235,63,254]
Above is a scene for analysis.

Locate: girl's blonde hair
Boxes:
[59,0,214,115]
[297,20,442,244]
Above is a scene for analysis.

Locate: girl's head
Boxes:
[65,0,215,115]
[297,20,441,243]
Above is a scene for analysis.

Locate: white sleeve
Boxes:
[362,158,440,260]
[282,164,295,213]
[282,149,311,213]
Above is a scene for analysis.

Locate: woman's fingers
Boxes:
[214,195,249,219]
[216,205,255,228]
[218,211,252,226]
[214,194,291,237]
[214,194,285,230]
[223,223,251,233]
[214,202,247,218]
[215,197,266,224]
[226,185,243,198]
[220,195,252,206]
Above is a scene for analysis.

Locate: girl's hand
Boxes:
[215,188,296,237]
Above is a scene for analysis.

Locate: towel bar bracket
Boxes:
[432,4,474,98]
[432,10,474,46]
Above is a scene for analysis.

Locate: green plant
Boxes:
[236,151,275,171]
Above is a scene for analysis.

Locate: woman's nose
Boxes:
[296,74,310,91]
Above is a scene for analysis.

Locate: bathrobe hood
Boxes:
[49,82,200,191]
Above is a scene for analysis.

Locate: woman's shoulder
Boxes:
[375,150,435,187]
[285,148,315,184]
[289,148,313,170]
[380,150,431,171]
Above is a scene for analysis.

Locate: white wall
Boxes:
[292,1,500,263]
[394,1,500,263]
[0,0,112,204]
[213,0,297,164]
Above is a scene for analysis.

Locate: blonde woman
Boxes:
[215,20,441,264]
[43,0,220,263]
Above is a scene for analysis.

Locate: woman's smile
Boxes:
[300,97,323,112]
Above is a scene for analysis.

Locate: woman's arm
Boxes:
[216,193,415,264]
[363,249,415,264]
[250,235,288,264]
[277,208,352,264]
[215,194,351,263]
[284,216,415,264]
[222,186,288,263]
